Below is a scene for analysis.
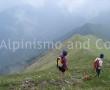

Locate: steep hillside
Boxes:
[0,35,110,90]
[26,35,110,72]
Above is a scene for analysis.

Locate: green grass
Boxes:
[0,35,110,90]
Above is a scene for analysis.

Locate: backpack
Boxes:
[94,59,100,69]
[57,56,64,67]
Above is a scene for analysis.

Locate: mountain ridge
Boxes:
[0,35,110,90]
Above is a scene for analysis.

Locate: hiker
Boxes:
[93,54,104,78]
[57,50,68,80]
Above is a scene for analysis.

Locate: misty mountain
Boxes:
[0,4,110,74]
[65,23,110,41]
[65,10,110,41]
[90,11,110,25]
[0,5,86,40]
[0,5,86,74]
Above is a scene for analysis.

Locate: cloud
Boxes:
[22,0,46,8]
[0,0,110,19]
[58,0,86,13]
[0,0,46,12]
[58,0,110,18]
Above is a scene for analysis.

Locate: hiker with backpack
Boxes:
[93,54,104,78]
[57,50,68,80]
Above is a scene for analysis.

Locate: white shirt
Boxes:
[95,57,103,67]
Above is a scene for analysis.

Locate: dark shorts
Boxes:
[58,66,66,72]
[96,68,101,74]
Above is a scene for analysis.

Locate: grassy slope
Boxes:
[0,35,110,90]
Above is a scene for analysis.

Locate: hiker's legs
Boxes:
[58,67,66,80]
[98,69,101,77]
[96,68,101,78]
[61,72,65,80]
[58,71,65,81]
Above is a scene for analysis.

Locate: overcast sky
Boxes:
[0,0,110,19]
